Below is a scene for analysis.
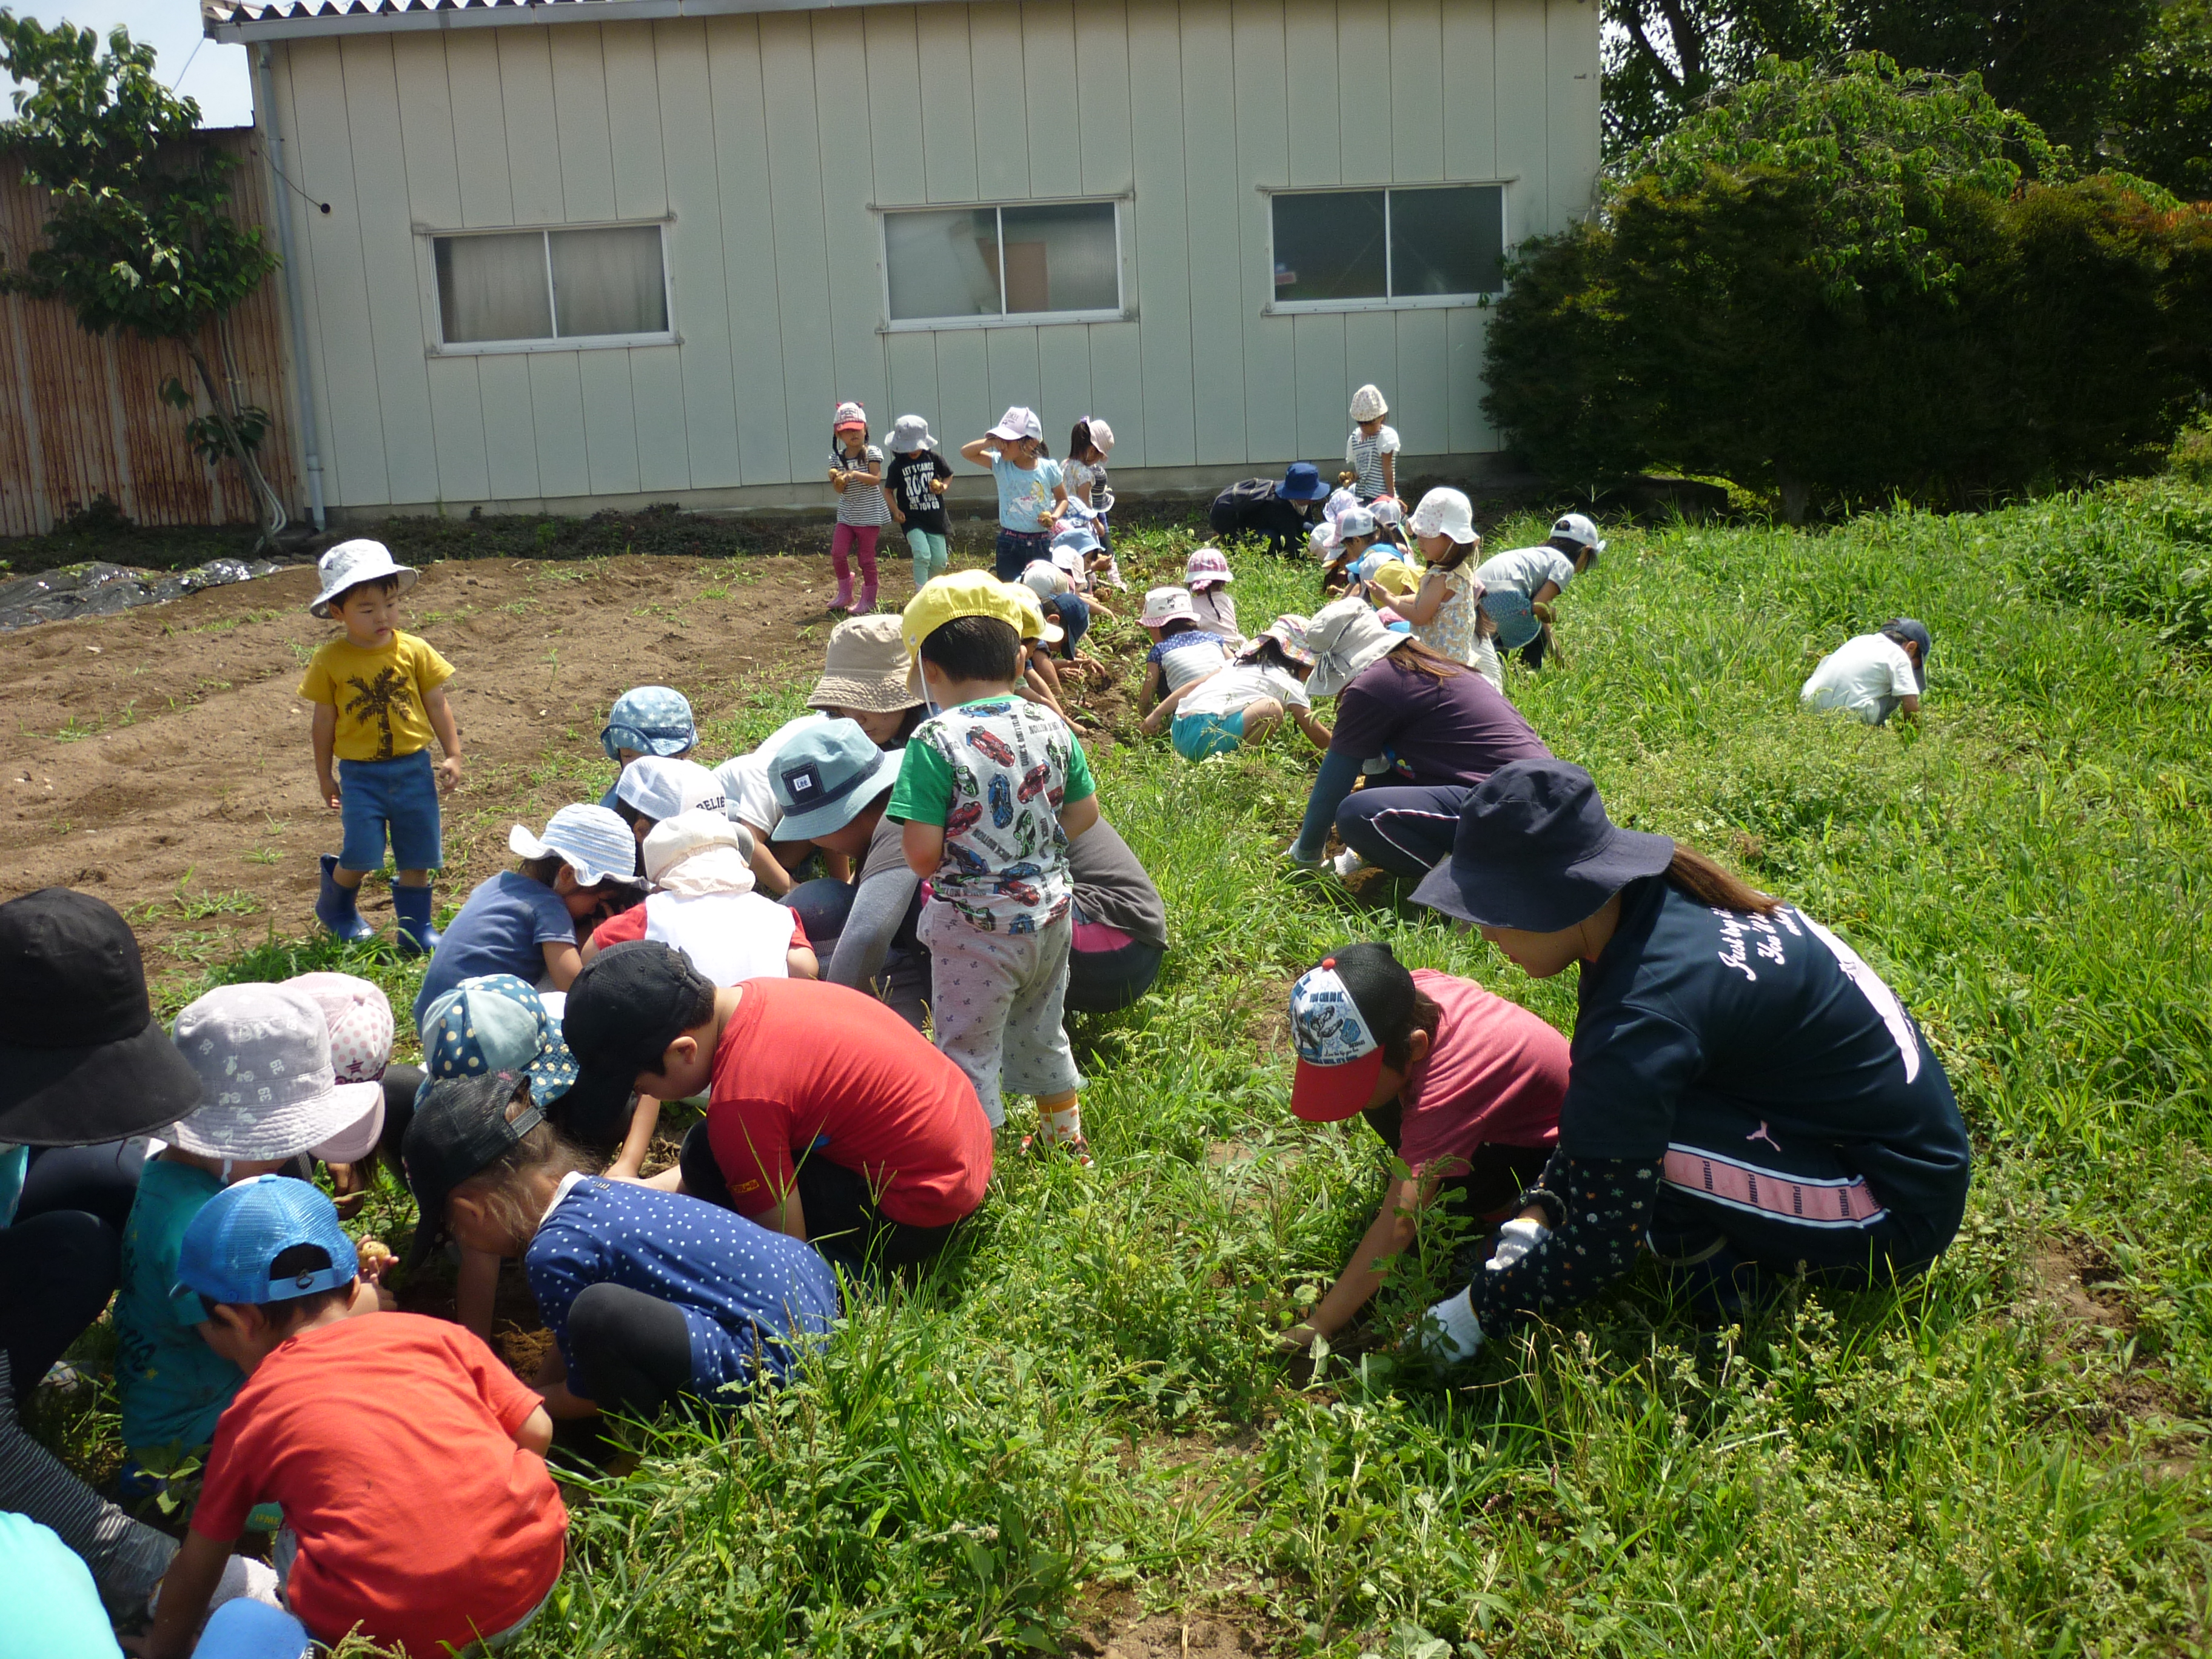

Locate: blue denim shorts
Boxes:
[1170,708,1244,760]
[338,749,443,872]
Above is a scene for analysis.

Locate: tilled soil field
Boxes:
[0,551,853,973]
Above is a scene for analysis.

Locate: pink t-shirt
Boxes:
[1395,970,1569,1178]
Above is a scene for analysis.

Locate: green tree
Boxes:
[0,13,289,540]
[1486,55,2212,517]
[2105,0,2212,201]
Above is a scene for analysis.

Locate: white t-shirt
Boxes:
[1800,633,1920,725]
[1179,662,1310,719]
[643,890,801,987]
[713,714,831,838]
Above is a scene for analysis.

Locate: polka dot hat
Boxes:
[284,972,395,1084]
[416,974,579,1108]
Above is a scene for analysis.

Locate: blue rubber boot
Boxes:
[392,882,441,957]
[315,854,375,943]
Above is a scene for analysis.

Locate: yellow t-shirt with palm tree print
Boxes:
[297,631,455,761]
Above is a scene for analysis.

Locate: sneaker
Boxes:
[1331,848,1366,879]
[1019,1133,1094,1168]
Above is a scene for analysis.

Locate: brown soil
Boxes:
[1070,1585,1293,1659]
[0,551,851,965]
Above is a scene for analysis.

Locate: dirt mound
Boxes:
[0,551,842,973]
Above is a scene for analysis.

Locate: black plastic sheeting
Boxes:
[0,558,284,633]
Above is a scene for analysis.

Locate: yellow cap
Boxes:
[901,570,1033,660]
[1367,558,1419,598]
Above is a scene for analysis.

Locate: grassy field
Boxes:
[50,475,2212,1657]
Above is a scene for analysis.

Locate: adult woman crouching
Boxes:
[1407,760,1971,1362]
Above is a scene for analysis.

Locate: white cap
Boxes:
[1370,497,1404,527]
[310,539,418,619]
[987,406,1043,443]
[1350,384,1389,421]
[616,756,729,824]
[1082,417,1115,456]
[1409,488,1476,544]
[1141,586,1196,626]
[509,804,642,888]
[1549,512,1606,554]
[1020,560,1072,600]
[1335,504,1378,540]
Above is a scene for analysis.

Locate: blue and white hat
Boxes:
[600,686,697,761]
[175,1175,358,1309]
[417,976,578,1108]
[509,804,642,888]
[1288,943,1418,1123]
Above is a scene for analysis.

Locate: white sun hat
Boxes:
[1409,488,1477,544]
[643,809,759,896]
[615,756,729,825]
[1082,417,1116,456]
[1141,586,1196,626]
[169,984,386,1164]
[1350,384,1389,421]
[509,804,642,888]
[309,540,418,620]
[987,406,1044,443]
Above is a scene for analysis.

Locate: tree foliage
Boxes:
[1486,58,2212,517]
[0,12,287,538]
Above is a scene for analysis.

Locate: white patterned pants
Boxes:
[917,901,1082,1128]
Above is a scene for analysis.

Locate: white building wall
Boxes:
[266,0,1601,515]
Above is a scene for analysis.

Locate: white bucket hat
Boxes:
[509,804,642,887]
[283,973,394,1085]
[1350,384,1389,421]
[169,985,386,1164]
[1141,586,1196,626]
[1549,512,1607,557]
[644,809,759,896]
[309,539,418,620]
[615,756,728,825]
[1409,488,1477,544]
[987,405,1044,443]
[888,414,936,455]
[1305,596,1409,698]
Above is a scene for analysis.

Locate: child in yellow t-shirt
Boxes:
[297,540,463,953]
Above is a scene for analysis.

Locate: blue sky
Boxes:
[6,0,256,128]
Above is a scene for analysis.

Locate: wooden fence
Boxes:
[0,127,300,538]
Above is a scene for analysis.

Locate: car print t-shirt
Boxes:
[886,696,1096,933]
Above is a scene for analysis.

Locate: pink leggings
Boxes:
[830,524,880,587]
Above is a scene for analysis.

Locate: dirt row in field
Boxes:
[0,552,851,967]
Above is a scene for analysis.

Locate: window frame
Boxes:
[876,196,1130,333]
[1260,182,1513,315]
[423,218,677,357]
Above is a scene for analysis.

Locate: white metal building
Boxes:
[204,0,1601,520]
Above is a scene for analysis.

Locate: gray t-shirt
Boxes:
[1475,545,1577,603]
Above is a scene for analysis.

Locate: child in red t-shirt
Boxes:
[130,1177,566,1659]
[561,940,992,1276]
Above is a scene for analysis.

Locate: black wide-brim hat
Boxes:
[0,888,204,1146]
[1410,760,1675,933]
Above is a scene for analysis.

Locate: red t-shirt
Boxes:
[1395,970,1569,1179]
[589,901,807,951]
[193,1315,566,1657]
[706,978,991,1228]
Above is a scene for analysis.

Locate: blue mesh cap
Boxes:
[175,1175,358,1309]
[418,975,578,1108]
[600,686,697,761]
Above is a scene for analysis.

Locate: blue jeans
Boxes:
[337,749,442,871]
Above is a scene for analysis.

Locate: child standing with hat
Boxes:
[133,1175,567,1659]
[404,1073,842,1422]
[1344,384,1400,506]
[298,539,463,954]
[891,572,1102,1156]
[885,414,955,594]
[1275,943,1565,1353]
[962,407,1068,580]
[115,985,386,1496]
[828,401,891,614]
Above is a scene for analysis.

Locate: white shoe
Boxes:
[1331,848,1366,879]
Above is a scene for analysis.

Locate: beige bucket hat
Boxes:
[808,614,925,714]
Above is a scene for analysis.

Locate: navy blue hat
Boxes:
[1279,462,1330,503]
[1882,618,1932,692]
[1410,760,1674,933]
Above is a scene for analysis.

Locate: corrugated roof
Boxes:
[203,0,886,42]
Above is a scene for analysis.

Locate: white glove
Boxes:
[1416,1286,1484,1364]
[1486,1217,1551,1274]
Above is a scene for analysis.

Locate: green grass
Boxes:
[109,478,2212,1655]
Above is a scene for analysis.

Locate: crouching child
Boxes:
[129,1176,566,1659]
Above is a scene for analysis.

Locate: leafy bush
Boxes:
[1486,56,2212,515]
